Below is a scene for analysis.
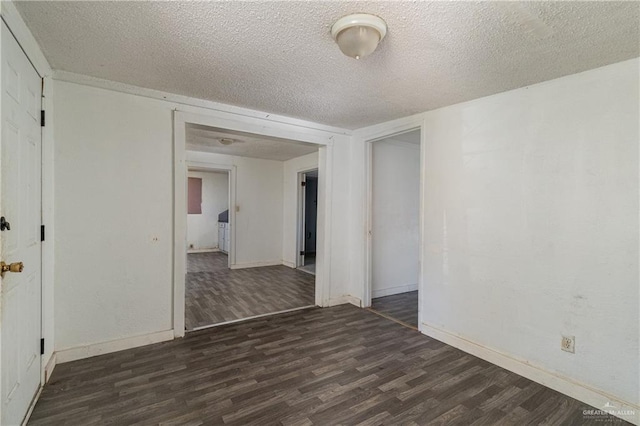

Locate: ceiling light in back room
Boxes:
[331,13,387,60]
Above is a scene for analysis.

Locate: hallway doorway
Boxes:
[297,169,318,275]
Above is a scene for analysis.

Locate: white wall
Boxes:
[52,79,354,355]
[282,152,319,268]
[187,170,228,250]
[349,58,639,417]
[371,139,420,298]
[53,80,173,352]
[420,60,638,407]
[187,151,283,266]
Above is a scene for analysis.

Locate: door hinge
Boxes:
[41,110,45,127]
[41,225,45,242]
[300,251,305,256]
[40,338,45,355]
[301,181,306,187]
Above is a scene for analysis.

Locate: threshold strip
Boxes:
[188,305,317,332]
[366,308,419,331]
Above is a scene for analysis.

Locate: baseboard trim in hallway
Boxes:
[189,305,317,332]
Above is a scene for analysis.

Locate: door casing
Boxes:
[0,18,44,426]
[173,111,335,338]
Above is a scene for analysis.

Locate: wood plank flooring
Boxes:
[371,291,418,328]
[186,252,315,329]
[29,305,629,425]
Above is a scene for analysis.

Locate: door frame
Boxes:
[0,14,49,425]
[357,115,425,330]
[173,110,334,337]
[186,165,235,267]
[1,3,55,388]
[296,168,318,268]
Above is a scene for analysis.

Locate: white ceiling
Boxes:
[186,124,319,161]
[16,1,639,129]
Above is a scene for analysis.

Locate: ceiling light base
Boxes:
[331,14,387,59]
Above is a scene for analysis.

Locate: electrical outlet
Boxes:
[561,335,575,353]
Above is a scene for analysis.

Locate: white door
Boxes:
[1,21,43,426]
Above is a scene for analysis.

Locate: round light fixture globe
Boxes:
[331,14,387,59]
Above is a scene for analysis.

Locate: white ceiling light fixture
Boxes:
[331,13,387,60]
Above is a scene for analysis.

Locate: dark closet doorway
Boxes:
[298,169,318,275]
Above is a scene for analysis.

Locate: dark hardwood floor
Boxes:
[186,252,315,329]
[371,291,418,329]
[29,305,628,425]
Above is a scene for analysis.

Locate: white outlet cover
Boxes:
[561,335,575,353]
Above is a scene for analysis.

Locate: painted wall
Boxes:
[187,151,284,266]
[282,152,318,267]
[52,80,353,354]
[328,142,353,303]
[420,59,638,406]
[187,171,228,250]
[53,80,173,351]
[371,139,420,298]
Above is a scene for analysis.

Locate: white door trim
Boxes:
[354,114,426,330]
[0,18,44,425]
[173,110,334,337]
[0,2,52,78]
[1,0,56,389]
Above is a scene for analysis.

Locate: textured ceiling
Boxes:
[186,124,318,161]
[15,1,640,129]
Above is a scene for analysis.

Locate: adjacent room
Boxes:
[1,1,638,425]
[186,168,232,329]
[298,169,319,275]
[368,129,421,329]
[183,124,320,330]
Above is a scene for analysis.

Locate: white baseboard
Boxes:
[230,260,282,270]
[56,330,174,364]
[44,352,56,383]
[328,295,362,308]
[282,260,296,268]
[21,386,42,426]
[421,321,640,425]
[372,283,418,299]
[187,248,220,254]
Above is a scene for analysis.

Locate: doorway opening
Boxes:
[297,169,318,275]
[178,121,326,332]
[366,129,421,330]
[185,168,232,330]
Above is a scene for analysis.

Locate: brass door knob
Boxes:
[1,261,23,277]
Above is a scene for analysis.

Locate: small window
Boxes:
[188,177,202,214]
